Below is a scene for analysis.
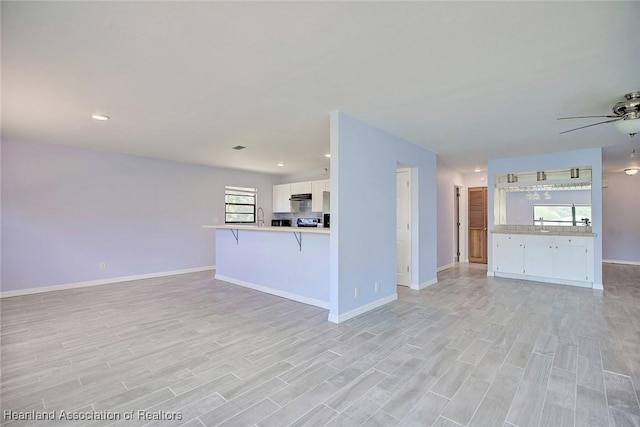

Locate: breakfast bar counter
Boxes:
[203,225,330,308]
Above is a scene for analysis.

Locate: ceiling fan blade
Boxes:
[557,115,619,120]
[559,118,621,134]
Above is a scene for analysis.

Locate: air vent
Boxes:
[232,145,246,150]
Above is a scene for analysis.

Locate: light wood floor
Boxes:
[1,263,639,427]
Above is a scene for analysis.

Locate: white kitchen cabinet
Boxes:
[272,184,292,213]
[311,179,329,212]
[493,233,594,287]
[494,234,525,275]
[290,181,312,195]
[524,235,554,278]
[554,236,590,281]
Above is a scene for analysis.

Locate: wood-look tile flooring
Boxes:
[1,263,639,427]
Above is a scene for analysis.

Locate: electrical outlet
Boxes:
[99,262,106,270]
[375,282,380,293]
[354,287,360,298]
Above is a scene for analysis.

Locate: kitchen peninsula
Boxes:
[204,225,330,308]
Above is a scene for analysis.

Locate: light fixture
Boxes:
[91,114,110,121]
[624,168,639,176]
[507,174,518,183]
[570,168,580,179]
[614,117,640,137]
[277,162,285,167]
[474,168,482,173]
[324,153,331,158]
[537,171,547,181]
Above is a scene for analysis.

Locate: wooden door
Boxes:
[468,187,487,264]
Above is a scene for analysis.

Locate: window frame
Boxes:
[532,204,592,226]
[225,186,257,224]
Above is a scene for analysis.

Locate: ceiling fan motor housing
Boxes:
[613,92,640,118]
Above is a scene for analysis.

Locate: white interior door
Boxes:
[397,168,411,286]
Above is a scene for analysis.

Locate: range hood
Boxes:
[290,193,312,201]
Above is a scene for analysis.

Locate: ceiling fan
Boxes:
[558,91,640,137]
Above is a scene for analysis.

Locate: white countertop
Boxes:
[202,225,330,234]
[491,229,596,237]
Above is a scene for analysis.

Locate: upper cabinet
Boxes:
[273,179,329,213]
[290,181,312,195]
[273,184,292,213]
[312,179,330,212]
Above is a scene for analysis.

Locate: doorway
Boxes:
[468,186,488,264]
[455,186,461,263]
[396,168,412,286]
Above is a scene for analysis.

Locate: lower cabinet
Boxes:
[523,235,554,278]
[493,233,593,285]
[554,237,590,282]
[494,234,524,274]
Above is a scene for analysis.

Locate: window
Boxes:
[533,204,592,226]
[225,186,257,224]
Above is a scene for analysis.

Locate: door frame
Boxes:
[396,167,412,287]
[468,186,488,264]
[454,185,461,263]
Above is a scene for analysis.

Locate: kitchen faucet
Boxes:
[257,207,265,227]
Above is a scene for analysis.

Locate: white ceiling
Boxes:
[2,2,640,175]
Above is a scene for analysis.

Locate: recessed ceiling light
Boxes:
[277,162,285,167]
[474,168,482,173]
[324,154,331,158]
[91,114,110,121]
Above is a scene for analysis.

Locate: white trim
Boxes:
[0,266,216,298]
[327,293,397,324]
[215,274,329,309]
[592,283,604,290]
[493,271,593,288]
[437,263,455,273]
[487,271,495,277]
[603,259,640,266]
[411,278,438,290]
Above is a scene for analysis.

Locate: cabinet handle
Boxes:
[549,246,552,248]
[555,246,558,249]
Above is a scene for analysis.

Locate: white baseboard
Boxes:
[215,274,329,310]
[327,293,397,324]
[493,271,593,289]
[437,263,455,272]
[411,278,438,290]
[593,283,604,290]
[0,266,216,298]
[603,259,640,266]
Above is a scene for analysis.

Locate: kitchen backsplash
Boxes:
[273,201,324,225]
[494,224,593,234]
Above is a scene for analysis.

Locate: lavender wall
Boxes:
[1,139,276,292]
[330,112,437,321]
[505,189,592,225]
[602,172,640,263]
